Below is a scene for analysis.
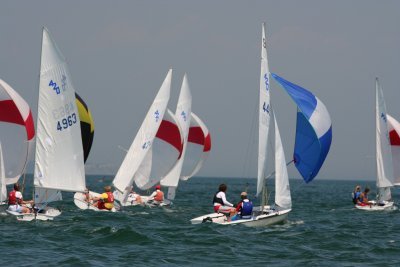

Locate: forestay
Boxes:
[34,27,85,193]
[161,74,192,200]
[180,112,211,181]
[272,73,332,183]
[113,70,172,193]
[387,114,400,186]
[375,78,393,201]
[0,80,35,185]
[257,22,272,196]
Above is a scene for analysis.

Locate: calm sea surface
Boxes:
[1,175,400,266]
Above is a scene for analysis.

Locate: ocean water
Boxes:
[1,175,400,266]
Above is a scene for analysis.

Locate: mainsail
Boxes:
[0,79,35,184]
[375,78,393,201]
[34,27,85,201]
[257,22,272,197]
[272,73,332,183]
[113,69,173,193]
[161,74,192,200]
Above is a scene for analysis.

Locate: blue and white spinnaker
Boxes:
[271,73,332,183]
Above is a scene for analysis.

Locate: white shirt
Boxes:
[215,191,233,207]
[15,191,23,200]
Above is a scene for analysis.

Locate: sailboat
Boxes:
[111,69,183,207]
[74,70,182,209]
[191,23,291,226]
[356,78,396,211]
[191,23,332,226]
[7,27,86,221]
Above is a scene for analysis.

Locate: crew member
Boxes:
[92,185,114,210]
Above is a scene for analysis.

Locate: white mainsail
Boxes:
[257,22,272,196]
[180,112,211,181]
[113,69,172,193]
[0,143,6,203]
[375,78,394,201]
[34,28,85,196]
[273,113,292,209]
[161,74,192,200]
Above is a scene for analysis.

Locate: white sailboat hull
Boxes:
[355,200,397,211]
[190,206,291,227]
[6,206,61,221]
[112,190,171,207]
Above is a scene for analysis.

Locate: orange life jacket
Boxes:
[154,190,164,202]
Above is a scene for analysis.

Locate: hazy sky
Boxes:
[1,1,399,181]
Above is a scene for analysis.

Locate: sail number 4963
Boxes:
[57,113,77,131]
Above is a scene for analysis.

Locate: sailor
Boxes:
[148,185,164,204]
[84,187,92,203]
[128,187,143,205]
[231,192,253,221]
[213,184,235,216]
[358,188,370,206]
[92,185,115,210]
[7,183,33,213]
[352,185,361,204]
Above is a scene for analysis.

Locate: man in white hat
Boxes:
[231,191,253,221]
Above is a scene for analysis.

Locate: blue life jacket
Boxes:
[240,200,253,218]
[352,191,361,204]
